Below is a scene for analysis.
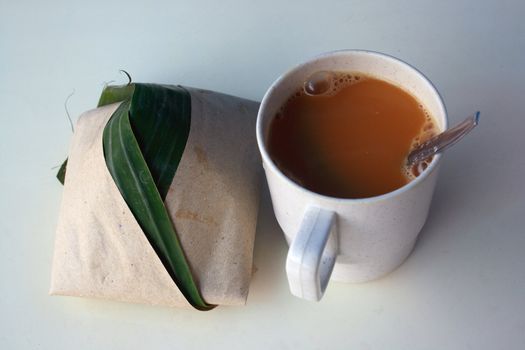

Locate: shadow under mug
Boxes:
[256,50,448,301]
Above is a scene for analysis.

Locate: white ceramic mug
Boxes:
[256,50,448,301]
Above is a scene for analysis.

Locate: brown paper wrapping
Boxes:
[50,88,261,308]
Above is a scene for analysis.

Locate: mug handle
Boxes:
[286,206,338,301]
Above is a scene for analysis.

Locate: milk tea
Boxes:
[267,72,438,199]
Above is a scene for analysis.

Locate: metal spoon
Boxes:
[407,111,480,166]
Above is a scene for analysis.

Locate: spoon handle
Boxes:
[407,111,480,166]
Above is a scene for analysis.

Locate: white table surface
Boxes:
[1,1,524,349]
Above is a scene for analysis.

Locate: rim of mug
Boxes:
[256,49,449,203]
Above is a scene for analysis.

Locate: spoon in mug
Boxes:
[406,111,480,166]
[303,71,480,167]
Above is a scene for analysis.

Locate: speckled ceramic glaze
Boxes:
[257,50,448,300]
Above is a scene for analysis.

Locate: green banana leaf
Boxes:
[56,159,67,184]
[58,83,214,310]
